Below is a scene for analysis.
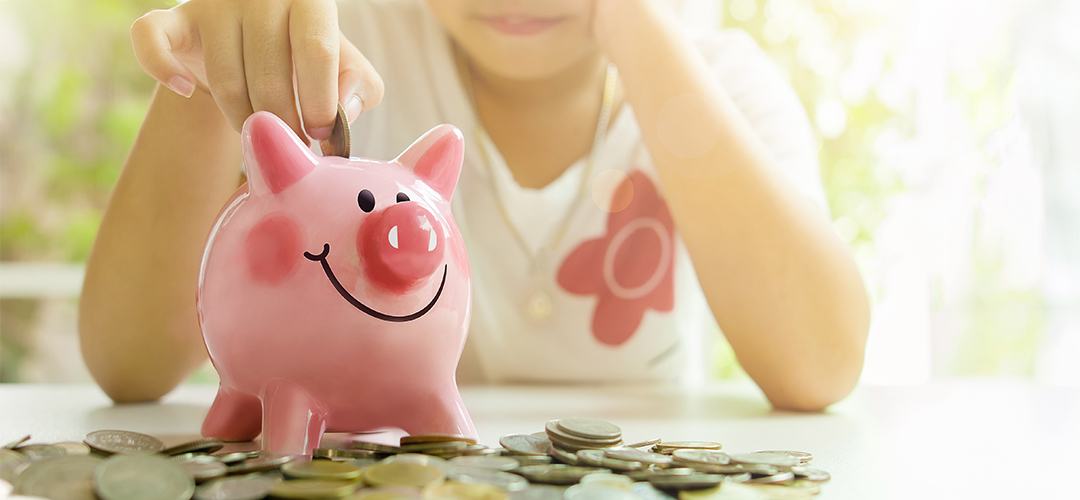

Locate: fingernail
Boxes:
[345,94,363,122]
[166,76,195,98]
[308,125,333,141]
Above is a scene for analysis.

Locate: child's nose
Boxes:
[359,201,444,287]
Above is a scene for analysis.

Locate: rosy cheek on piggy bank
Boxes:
[197,111,474,456]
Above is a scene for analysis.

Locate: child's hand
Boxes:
[130,0,383,143]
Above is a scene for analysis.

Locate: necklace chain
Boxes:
[465,61,620,269]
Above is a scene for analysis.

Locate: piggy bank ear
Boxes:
[393,124,464,202]
[241,111,318,195]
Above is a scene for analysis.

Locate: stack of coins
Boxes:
[0,419,829,500]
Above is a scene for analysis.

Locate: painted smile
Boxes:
[303,243,446,322]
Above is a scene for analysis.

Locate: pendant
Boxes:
[525,288,555,322]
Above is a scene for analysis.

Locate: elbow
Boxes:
[765,320,869,413]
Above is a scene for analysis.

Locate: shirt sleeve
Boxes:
[692,29,832,217]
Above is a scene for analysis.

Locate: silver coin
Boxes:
[624,468,695,481]
[15,444,65,462]
[579,473,633,487]
[382,453,448,468]
[728,453,798,467]
[314,448,378,460]
[671,449,730,466]
[398,440,471,454]
[176,456,227,483]
[3,436,31,450]
[13,455,102,500]
[693,464,777,476]
[225,454,297,475]
[448,455,521,471]
[625,439,661,449]
[446,465,529,491]
[630,482,678,500]
[604,448,672,466]
[545,422,622,450]
[514,465,611,485]
[353,440,401,454]
[564,484,638,500]
[93,453,195,500]
[745,471,795,484]
[653,441,722,452]
[500,435,552,456]
[574,450,606,467]
[556,418,622,441]
[513,454,553,467]
[84,430,164,455]
[572,450,641,472]
[646,473,726,491]
[194,474,280,500]
[509,484,567,500]
[319,102,351,158]
[754,450,812,464]
[0,448,28,483]
[790,466,830,482]
[163,438,226,456]
[548,444,579,465]
[54,442,92,456]
[213,452,257,465]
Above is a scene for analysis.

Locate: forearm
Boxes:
[79,84,243,402]
[599,1,869,410]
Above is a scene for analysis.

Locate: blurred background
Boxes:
[1,0,1077,387]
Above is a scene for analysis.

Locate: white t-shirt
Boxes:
[338,0,829,383]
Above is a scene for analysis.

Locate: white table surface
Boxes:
[1,380,1077,499]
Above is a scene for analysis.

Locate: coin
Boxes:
[382,453,448,468]
[671,450,729,467]
[84,430,165,455]
[630,482,677,500]
[625,439,661,449]
[3,436,31,450]
[646,474,726,491]
[509,484,567,500]
[428,481,508,500]
[653,442,722,453]
[320,102,351,158]
[0,449,28,483]
[573,450,641,472]
[364,461,445,488]
[512,455,553,467]
[604,448,673,466]
[12,455,102,500]
[514,465,610,485]
[556,419,622,441]
[226,454,298,475]
[315,448,378,460]
[499,435,551,456]
[269,478,359,499]
[354,485,425,500]
[790,466,830,482]
[194,474,280,500]
[214,451,258,464]
[176,456,228,483]
[282,459,363,480]
[548,445,579,465]
[54,442,92,456]
[753,450,812,464]
[400,434,477,446]
[624,468,695,482]
[545,422,622,451]
[354,441,402,454]
[163,438,226,456]
[728,453,798,468]
[445,466,529,491]
[15,444,65,462]
[579,473,633,488]
[93,453,195,500]
[449,456,521,472]
[399,441,472,454]
[745,471,795,484]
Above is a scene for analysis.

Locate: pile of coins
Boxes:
[0,418,829,500]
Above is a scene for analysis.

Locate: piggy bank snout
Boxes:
[360,202,445,286]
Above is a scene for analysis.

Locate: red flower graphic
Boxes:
[557,171,675,346]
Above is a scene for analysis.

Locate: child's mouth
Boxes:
[480,15,565,36]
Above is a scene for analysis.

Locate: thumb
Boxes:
[130,9,198,98]
[337,32,385,123]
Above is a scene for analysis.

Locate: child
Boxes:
[79,0,870,410]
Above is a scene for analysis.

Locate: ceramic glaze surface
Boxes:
[197,111,474,456]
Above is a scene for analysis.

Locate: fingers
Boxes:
[338,33,384,124]
[201,12,253,134]
[243,0,307,144]
[291,0,339,141]
[130,9,198,98]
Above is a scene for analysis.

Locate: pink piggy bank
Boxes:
[197,111,475,456]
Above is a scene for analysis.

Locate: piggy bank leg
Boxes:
[397,380,477,440]
[261,379,328,456]
[201,385,262,441]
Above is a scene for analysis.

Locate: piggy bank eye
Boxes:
[396,192,410,203]
[358,189,375,212]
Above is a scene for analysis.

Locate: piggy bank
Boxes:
[197,111,475,456]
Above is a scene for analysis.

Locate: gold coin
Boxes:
[364,462,445,489]
[282,460,364,480]
[270,478,359,499]
[400,434,477,446]
[425,481,507,500]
